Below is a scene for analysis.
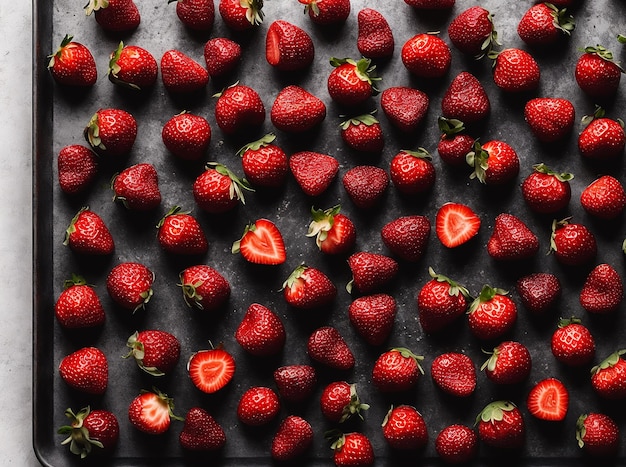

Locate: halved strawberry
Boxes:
[232,219,286,265]
[435,203,481,248]
[526,378,569,421]
[187,346,236,394]
[128,388,182,435]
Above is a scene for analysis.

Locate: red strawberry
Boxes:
[320,381,369,423]
[58,407,119,457]
[157,207,208,255]
[468,285,518,341]
[299,0,350,25]
[289,151,339,196]
[232,218,286,265]
[382,405,428,450]
[441,71,491,124]
[178,264,231,311]
[435,202,481,248]
[265,20,314,71]
[380,86,429,133]
[348,293,396,346]
[128,388,182,435]
[481,341,531,385]
[270,85,326,133]
[448,6,497,58]
[436,118,475,167]
[435,424,477,464]
[466,139,520,185]
[85,0,140,33]
[162,111,211,161]
[575,45,623,99]
[55,275,105,329]
[526,378,569,421]
[160,49,209,93]
[237,133,288,189]
[516,272,561,315]
[48,35,97,87]
[430,352,476,397]
[106,262,154,311]
[372,347,424,392]
[271,415,314,461]
[57,145,98,195]
[342,165,389,209]
[580,263,624,314]
[404,0,455,8]
[356,8,394,59]
[282,264,337,309]
[330,432,374,467]
[417,268,470,333]
[273,365,317,403]
[591,350,626,399]
[306,205,356,255]
[112,163,162,211]
[517,3,575,46]
[490,48,540,92]
[171,0,215,31]
[237,386,280,426]
[63,207,114,255]
[476,401,525,449]
[524,97,576,143]
[581,175,626,219]
[124,329,181,376]
[389,149,435,196]
[401,33,451,79]
[108,42,157,90]
[193,162,253,214]
[187,345,236,393]
[327,57,379,106]
[59,347,108,395]
[347,251,398,294]
[578,106,626,160]
[340,113,384,153]
[218,0,264,30]
[234,303,286,356]
[203,37,241,77]
[551,317,596,366]
[179,407,226,451]
[520,163,573,214]
[307,326,355,370]
[576,413,620,456]
[84,108,137,157]
[214,83,265,135]
[487,213,539,261]
[550,218,597,266]
[380,215,431,262]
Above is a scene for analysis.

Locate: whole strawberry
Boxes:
[160,49,209,93]
[476,401,525,449]
[389,149,435,196]
[357,8,394,59]
[524,97,575,143]
[214,83,265,135]
[330,432,374,467]
[58,406,119,457]
[219,0,264,31]
[320,381,369,423]
[517,3,575,46]
[578,107,625,161]
[300,0,350,25]
[401,33,451,78]
[157,207,208,256]
[85,0,140,33]
[171,0,215,31]
[193,162,252,213]
[270,85,326,133]
[550,218,597,266]
[417,268,470,333]
[84,108,137,157]
[125,329,181,376]
[516,272,561,315]
[551,317,596,366]
[57,145,98,195]
[237,386,280,426]
[447,5,497,58]
[520,163,573,214]
[435,424,477,464]
[490,48,540,92]
[347,251,398,294]
[466,139,520,185]
[273,365,317,403]
[590,350,626,399]
[342,165,389,209]
[340,113,384,153]
[63,207,114,255]
[179,264,230,311]
[59,346,108,395]
[306,205,356,255]
[289,151,339,197]
[112,163,162,211]
[436,118,475,168]
[307,326,354,370]
[372,347,424,392]
[481,341,532,385]
[162,111,211,161]
[575,45,623,99]
[348,293,396,346]
[179,407,226,451]
[203,37,241,77]
[282,264,337,310]
[55,275,105,329]
[108,42,158,90]
[231,218,286,265]
[327,57,379,107]
[128,388,182,435]
[106,262,154,311]
[381,215,430,262]
[467,285,517,341]
[265,20,314,71]
[576,413,620,456]
[380,86,429,133]
[237,133,288,189]
[382,405,428,450]
[235,303,286,356]
[271,415,313,461]
[580,263,623,314]
[441,71,491,124]
[430,352,476,397]
[48,35,97,87]
[487,213,539,261]
[580,175,626,219]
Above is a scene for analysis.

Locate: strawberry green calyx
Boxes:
[242,0,264,26]
[438,117,466,137]
[558,316,582,328]
[532,163,573,182]
[428,267,471,299]
[63,273,89,289]
[326,428,346,450]
[231,221,254,254]
[84,112,104,151]
[575,413,589,448]
[299,0,320,17]
[468,284,508,314]
[480,346,503,373]
[48,34,74,69]
[63,207,88,246]
[581,105,624,128]
[476,400,517,425]
[206,162,254,204]
[124,331,165,376]
[178,273,205,309]
[330,57,381,90]
[281,263,307,290]
[549,217,571,253]
[306,205,340,248]
[547,3,575,36]
[340,383,370,422]
[466,140,490,184]
[156,206,189,229]
[145,387,184,422]
[400,147,432,161]
[58,406,104,458]
[237,133,276,157]
[392,347,425,374]
[619,34,626,44]
[339,112,379,130]
[108,41,141,90]
[85,0,109,16]
[590,349,626,376]
[477,13,499,60]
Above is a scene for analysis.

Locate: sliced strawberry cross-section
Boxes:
[232,218,286,265]
[435,202,481,248]
[187,346,236,394]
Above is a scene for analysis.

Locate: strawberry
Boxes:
[389,149,435,196]
[580,175,626,219]
[517,3,575,46]
[271,415,313,461]
[214,83,265,135]
[162,111,211,161]
[203,37,241,77]
[430,352,476,398]
[282,264,337,309]
[550,218,597,266]
[441,71,491,124]
[329,432,374,467]
[379,86,429,133]
[580,263,624,314]
[160,49,209,93]
[107,42,157,90]
[551,317,596,366]
[84,0,140,33]
[124,329,181,376]
[435,424,477,464]
[340,113,384,153]
[436,118,475,168]
[380,215,431,262]
[526,378,569,421]
[187,345,236,393]
[179,407,226,451]
[84,108,137,157]
[270,85,326,133]
[590,349,626,399]
[346,251,398,294]
[516,272,561,315]
[382,405,428,450]
[237,386,280,426]
[112,163,162,211]
[342,165,389,209]
[348,293,396,346]
[234,303,286,356]
[467,286,518,341]
[447,6,497,58]
[156,206,208,255]
[481,341,531,385]
[265,20,314,71]
[490,48,541,92]
[578,106,626,161]
[401,33,451,79]
[289,151,339,196]
[59,347,108,395]
[435,202,481,248]
[476,401,525,449]
[63,207,114,255]
[193,162,253,214]
[57,145,98,195]
[576,413,620,456]
[372,347,424,392]
[237,133,288,189]
[466,139,520,185]
[55,275,105,329]
[356,8,394,59]
[48,35,97,87]
[299,0,350,25]
[178,264,230,311]
[520,163,573,214]
[58,407,119,457]
[486,213,540,261]
[273,364,317,403]
[327,57,379,106]
[307,326,355,370]
[575,45,623,99]
[417,268,470,333]
[404,0,455,8]
[320,381,369,423]
[306,205,356,255]
[106,262,154,311]
[218,0,264,31]
[231,218,286,265]
[170,0,215,31]
[128,388,182,435]
[524,97,576,143]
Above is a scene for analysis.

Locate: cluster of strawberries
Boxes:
[47,0,626,464]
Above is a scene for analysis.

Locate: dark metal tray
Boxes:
[34,0,626,465]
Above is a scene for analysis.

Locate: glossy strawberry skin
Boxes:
[520,164,572,214]
[86,0,141,33]
[203,37,241,76]
[524,98,575,143]
[179,407,226,451]
[389,150,435,196]
[48,35,97,86]
[219,0,264,31]
[441,71,490,124]
[435,424,477,464]
[551,318,596,366]
[84,108,137,157]
[476,401,525,449]
[160,49,209,93]
[417,269,469,333]
[179,265,230,311]
[192,164,247,214]
[380,215,431,262]
[578,117,626,161]
[382,405,428,450]
[58,407,119,457]
[173,0,215,31]
[273,365,317,403]
[235,303,286,357]
[347,251,398,294]
[106,262,154,311]
[55,277,106,329]
[265,20,314,71]
[380,86,429,132]
[237,386,280,426]
[467,140,520,186]
[327,58,377,107]
[517,3,574,46]
[126,330,181,375]
[333,432,374,467]
[157,209,208,255]
[430,352,476,397]
[320,381,368,423]
[162,112,212,161]
[59,347,108,395]
[482,341,531,385]
[64,208,114,256]
[348,293,396,346]
[486,213,539,261]
[437,132,475,168]
[271,85,326,133]
[372,347,424,392]
[492,48,540,92]
[57,145,98,195]
[516,272,561,315]
[447,6,495,57]
[580,263,624,314]
[591,350,626,400]
[307,206,356,255]
[108,43,158,90]
[467,286,517,341]
[239,135,288,189]
[301,0,350,25]
[112,163,162,211]
[401,33,451,78]
[550,220,597,266]
[289,151,339,196]
[340,115,384,153]
[580,175,626,219]
[282,265,337,310]
[342,165,389,210]
[214,84,265,135]
[575,47,622,98]
[307,326,354,371]
[271,415,313,461]
[576,413,620,456]
[357,8,394,59]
